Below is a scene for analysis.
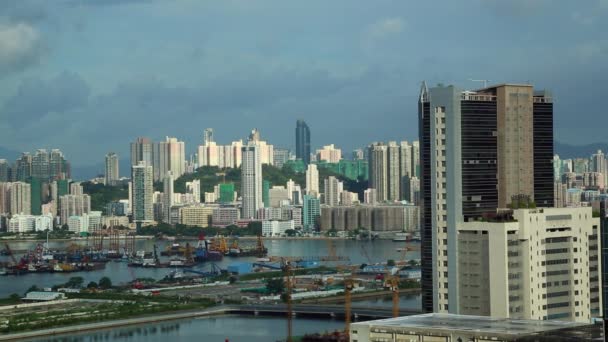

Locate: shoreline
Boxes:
[0,306,232,341]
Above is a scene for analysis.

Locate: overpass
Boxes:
[228,304,421,320]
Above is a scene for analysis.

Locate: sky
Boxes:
[0,0,607,167]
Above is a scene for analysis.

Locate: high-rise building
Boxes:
[49,149,70,180]
[0,160,10,182]
[386,141,401,201]
[296,120,311,165]
[29,178,42,215]
[411,141,420,178]
[218,183,235,203]
[591,150,607,188]
[368,143,388,202]
[323,176,343,206]
[419,82,555,315]
[364,188,377,205]
[241,143,263,219]
[316,144,342,163]
[31,149,49,180]
[185,179,201,203]
[203,128,214,145]
[303,194,320,231]
[9,182,31,215]
[158,137,185,179]
[59,194,91,225]
[130,137,155,179]
[162,171,174,223]
[273,148,290,169]
[248,129,274,165]
[15,153,32,182]
[305,164,319,196]
[105,152,120,186]
[132,161,154,222]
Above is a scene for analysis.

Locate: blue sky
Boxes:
[0,0,607,166]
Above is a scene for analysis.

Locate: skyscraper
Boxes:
[105,152,120,186]
[323,176,343,206]
[368,143,388,202]
[132,161,153,222]
[15,153,32,182]
[296,120,311,165]
[158,136,185,179]
[203,128,214,145]
[418,82,555,314]
[49,149,70,180]
[130,137,155,177]
[387,141,401,201]
[241,143,263,219]
[303,194,320,231]
[9,182,31,215]
[305,164,319,196]
[31,149,49,180]
[162,171,174,223]
[0,159,10,182]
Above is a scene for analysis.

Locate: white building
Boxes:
[316,144,342,163]
[186,179,201,203]
[323,176,343,206]
[104,152,120,186]
[162,171,174,223]
[305,164,319,196]
[158,136,185,179]
[269,186,289,208]
[456,207,601,322]
[262,220,295,236]
[241,143,263,219]
[8,214,53,233]
[179,204,215,227]
[59,194,91,225]
[9,182,31,215]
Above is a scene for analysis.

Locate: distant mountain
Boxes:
[554,141,608,159]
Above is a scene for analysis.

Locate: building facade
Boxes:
[241,144,263,219]
[105,152,120,186]
[295,120,311,165]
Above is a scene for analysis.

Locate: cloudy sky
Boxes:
[0,0,607,167]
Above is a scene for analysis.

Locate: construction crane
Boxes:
[385,273,400,317]
[468,78,491,88]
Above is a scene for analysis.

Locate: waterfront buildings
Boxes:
[59,194,91,225]
[241,143,263,219]
[419,82,557,316]
[262,219,295,236]
[303,194,320,230]
[320,203,418,232]
[296,120,311,165]
[104,152,119,186]
[8,214,53,233]
[131,161,154,223]
[179,204,214,227]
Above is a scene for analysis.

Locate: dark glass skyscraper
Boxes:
[295,120,310,165]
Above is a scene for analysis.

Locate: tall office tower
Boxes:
[241,143,263,219]
[59,194,91,225]
[273,148,290,169]
[591,150,607,188]
[158,137,185,179]
[49,149,70,180]
[162,171,174,223]
[303,194,320,231]
[186,179,201,203]
[9,182,31,215]
[323,176,343,206]
[105,152,120,186]
[15,153,32,182]
[130,137,155,177]
[411,141,420,178]
[132,161,154,222]
[31,149,49,180]
[316,144,342,163]
[0,160,10,182]
[386,141,401,201]
[305,164,319,196]
[368,143,388,202]
[203,128,214,145]
[419,82,555,315]
[296,120,311,165]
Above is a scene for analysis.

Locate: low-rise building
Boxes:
[262,220,294,236]
[212,207,240,227]
[179,204,215,227]
[8,214,53,233]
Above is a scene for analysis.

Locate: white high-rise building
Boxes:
[9,182,31,215]
[387,141,401,201]
[305,164,319,196]
[241,143,263,219]
[316,144,342,163]
[162,171,174,223]
[368,143,388,202]
[105,152,119,186]
[158,137,185,179]
[198,139,244,169]
[324,176,343,206]
[186,179,201,203]
[70,182,83,195]
[59,194,91,225]
[132,161,154,222]
[364,188,377,205]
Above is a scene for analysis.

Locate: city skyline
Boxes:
[0,1,607,167]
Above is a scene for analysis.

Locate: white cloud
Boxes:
[0,22,42,74]
[367,18,405,39]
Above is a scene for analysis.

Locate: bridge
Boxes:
[227,304,421,320]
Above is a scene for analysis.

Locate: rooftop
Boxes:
[352,313,588,337]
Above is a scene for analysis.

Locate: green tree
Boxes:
[25,285,40,295]
[387,259,396,267]
[66,277,84,288]
[284,229,296,237]
[87,281,98,289]
[265,278,285,295]
[99,277,113,289]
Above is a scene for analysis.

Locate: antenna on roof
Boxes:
[468,79,490,88]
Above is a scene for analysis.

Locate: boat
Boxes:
[166,269,184,279]
[393,233,409,242]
